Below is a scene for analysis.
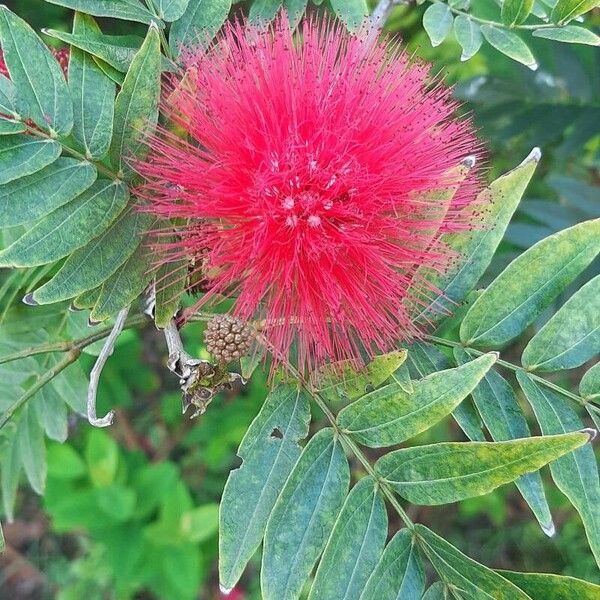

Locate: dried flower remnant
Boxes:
[137,16,483,373]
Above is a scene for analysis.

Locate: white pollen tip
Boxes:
[219,584,233,595]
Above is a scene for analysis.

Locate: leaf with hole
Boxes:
[261,427,350,600]
[338,353,496,447]
[308,477,387,600]
[376,431,591,505]
[219,385,311,590]
[460,219,600,348]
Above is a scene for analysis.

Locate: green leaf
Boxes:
[33,385,68,442]
[73,286,101,310]
[181,503,219,542]
[532,25,600,45]
[0,179,129,268]
[169,0,231,54]
[480,25,537,69]
[1,431,22,521]
[91,239,156,321]
[499,570,600,598]
[0,73,18,116]
[501,0,535,26]
[32,210,150,304]
[47,443,86,480]
[0,117,25,134]
[0,158,97,227]
[417,149,539,323]
[0,7,73,135]
[580,362,600,401]
[284,0,308,27]
[460,219,600,348]
[331,0,368,31]
[249,0,282,25]
[18,406,47,494]
[85,428,119,487]
[47,27,145,73]
[376,431,591,505]
[421,582,446,600]
[406,342,485,442]
[110,24,161,176]
[45,0,157,25]
[454,15,482,61]
[67,13,115,158]
[308,477,387,600]
[338,353,496,448]
[522,275,600,372]
[361,529,425,600]
[551,0,600,24]
[0,135,61,185]
[152,0,190,21]
[219,385,311,590]
[416,525,532,599]
[154,255,188,328]
[517,371,600,568]
[454,348,553,536]
[423,3,453,47]
[262,428,350,600]
[318,350,408,403]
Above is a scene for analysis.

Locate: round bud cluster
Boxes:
[204,314,254,363]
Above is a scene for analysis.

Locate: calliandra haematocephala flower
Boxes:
[136,15,484,374]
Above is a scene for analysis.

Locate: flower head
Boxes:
[138,16,483,373]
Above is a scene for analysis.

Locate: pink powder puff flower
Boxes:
[137,16,483,374]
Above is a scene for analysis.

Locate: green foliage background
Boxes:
[0,1,598,599]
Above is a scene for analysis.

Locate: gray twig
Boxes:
[87,307,130,427]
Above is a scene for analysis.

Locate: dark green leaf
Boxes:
[423,4,453,47]
[0,7,73,135]
[517,371,600,568]
[551,0,600,24]
[0,135,61,185]
[308,478,387,600]
[416,525,532,599]
[499,570,600,598]
[454,348,553,535]
[331,0,368,31]
[522,274,600,372]
[338,353,496,447]
[0,158,97,227]
[154,254,187,328]
[0,179,129,267]
[110,24,161,176]
[45,0,157,25]
[361,529,425,600]
[0,73,18,116]
[169,0,231,54]
[460,219,600,348]
[219,385,311,590]
[32,210,150,304]
[480,25,537,69]
[532,25,600,45]
[262,428,350,600]
[454,15,482,61]
[501,0,535,26]
[376,431,590,505]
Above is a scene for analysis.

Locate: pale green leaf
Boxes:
[454,348,554,535]
[152,0,190,21]
[45,0,157,25]
[499,570,600,598]
[532,25,600,45]
[580,362,600,401]
[338,353,496,447]
[32,210,150,304]
[219,385,311,590]
[0,7,73,135]
[481,25,538,69]
[416,525,532,599]
[67,13,115,158]
[33,385,68,442]
[0,135,61,185]
[423,4,453,47]
[376,431,590,505]
[249,0,282,25]
[360,529,425,600]
[331,0,368,31]
[460,218,600,348]
[421,582,446,600]
[0,73,18,116]
[454,16,482,61]
[181,503,219,543]
[0,179,129,268]
[417,149,539,323]
[308,478,387,600]
[0,117,25,134]
[18,406,47,494]
[1,430,22,521]
[110,24,161,176]
[284,0,308,27]
[551,0,600,24]
[0,158,97,227]
[517,371,600,568]
[85,428,118,487]
[262,428,350,600]
[522,274,600,372]
[502,0,535,26]
[169,0,231,54]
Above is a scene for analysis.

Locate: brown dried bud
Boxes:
[204,314,254,363]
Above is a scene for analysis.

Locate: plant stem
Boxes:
[423,334,589,407]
